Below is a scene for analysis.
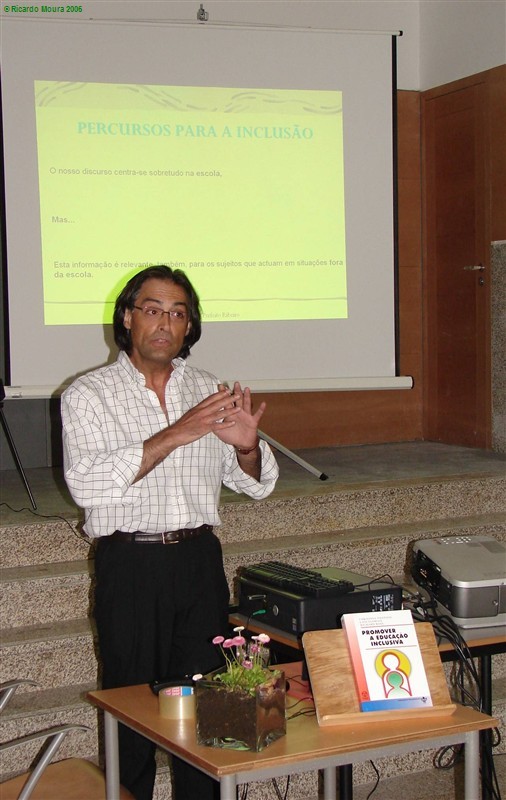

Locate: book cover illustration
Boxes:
[341,609,433,712]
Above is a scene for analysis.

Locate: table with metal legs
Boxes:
[89,684,496,800]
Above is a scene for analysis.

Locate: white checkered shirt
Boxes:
[61,351,279,538]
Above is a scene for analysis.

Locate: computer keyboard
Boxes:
[240,561,355,598]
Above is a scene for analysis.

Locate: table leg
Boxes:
[480,653,492,800]
[220,774,238,800]
[464,730,480,800]
[104,711,121,800]
[323,765,337,800]
[339,764,353,799]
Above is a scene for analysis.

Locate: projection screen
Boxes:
[1,18,406,395]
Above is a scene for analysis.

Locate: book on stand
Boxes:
[341,609,433,712]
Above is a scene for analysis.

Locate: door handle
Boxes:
[463,264,485,271]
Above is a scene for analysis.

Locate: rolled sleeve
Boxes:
[222,440,279,498]
[62,386,144,508]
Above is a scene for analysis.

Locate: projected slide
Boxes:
[35,81,347,326]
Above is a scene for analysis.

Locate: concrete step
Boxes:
[492,682,506,747]
[0,560,92,628]
[221,512,506,589]
[151,753,320,800]
[0,519,89,568]
[2,474,505,567]
[0,619,98,690]
[0,684,97,778]
[351,753,506,800]
[217,474,506,546]
[155,749,506,800]
[2,514,505,628]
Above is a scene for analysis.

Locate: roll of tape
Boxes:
[159,686,195,719]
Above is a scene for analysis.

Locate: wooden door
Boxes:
[422,75,491,447]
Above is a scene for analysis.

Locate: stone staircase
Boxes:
[1,471,505,799]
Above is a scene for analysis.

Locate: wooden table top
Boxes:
[88,672,497,779]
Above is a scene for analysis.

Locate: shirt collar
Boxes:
[118,350,186,386]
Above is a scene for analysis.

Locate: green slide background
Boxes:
[35,82,347,325]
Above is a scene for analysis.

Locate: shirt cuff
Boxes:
[226,440,279,497]
[110,445,144,490]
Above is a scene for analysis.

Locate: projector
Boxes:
[411,535,506,629]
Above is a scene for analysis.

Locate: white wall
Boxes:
[419,0,506,89]
[25,0,504,90]
[1,0,421,89]
[2,0,504,89]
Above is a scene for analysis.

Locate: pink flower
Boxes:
[242,659,253,669]
[212,635,225,645]
[231,636,246,646]
[257,633,270,644]
[222,638,234,648]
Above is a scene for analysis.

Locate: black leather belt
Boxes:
[109,525,213,544]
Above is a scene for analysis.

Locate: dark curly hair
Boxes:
[113,265,202,359]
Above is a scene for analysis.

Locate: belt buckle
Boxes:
[162,531,179,545]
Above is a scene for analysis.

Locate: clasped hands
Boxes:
[137,382,266,483]
[172,381,266,452]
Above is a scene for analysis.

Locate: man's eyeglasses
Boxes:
[132,305,188,322]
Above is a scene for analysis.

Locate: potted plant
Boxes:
[194,628,286,751]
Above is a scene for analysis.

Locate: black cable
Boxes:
[287,708,316,721]
[365,760,381,799]
[353,573,402,592]
[239,775,291,799]
[404,586,502,800]
[271,776,290,800]
[0,501,85,541]
[433,743,464,770]
[404,589,482,710]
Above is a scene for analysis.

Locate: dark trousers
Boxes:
[94,530,230,800]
